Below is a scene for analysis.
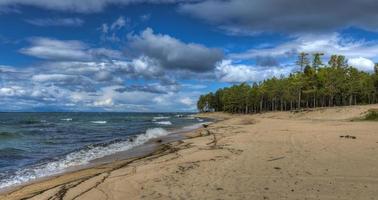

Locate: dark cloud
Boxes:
[31,74,98,92]
[115,79,181,94]
[0,0,196,13]
[255,56,280,67]
[127,28,224,72]
[115,85,168,94]
[179,0,378,34]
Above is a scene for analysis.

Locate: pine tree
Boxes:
[312,52,324,70]
[296,52,310,72]
[328,55,338,68]
[336,55,348,68]
[198,53,378,113]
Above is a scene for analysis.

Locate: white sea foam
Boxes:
[181,122,209,132]
[61,118,72,121]
[0,128,169,189]
[154,121,172,125]
[184,114,196,120]
[91,121,107,124]
[152,116,170,121]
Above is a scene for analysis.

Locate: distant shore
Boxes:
[1,104,378,200]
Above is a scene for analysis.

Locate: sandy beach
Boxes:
[1,105,378,200]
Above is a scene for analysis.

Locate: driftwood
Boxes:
[202,125,217,147]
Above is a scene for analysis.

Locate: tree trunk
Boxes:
[297,91,301,109]
[260,100,263,113]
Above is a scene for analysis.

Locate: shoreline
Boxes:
[2,105,378,199]
[0,119,218,198]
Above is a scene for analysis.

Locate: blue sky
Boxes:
[1,0,378,112]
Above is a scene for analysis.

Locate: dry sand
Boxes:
[1,105,378,200]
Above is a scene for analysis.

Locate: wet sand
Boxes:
[1,105,378,200]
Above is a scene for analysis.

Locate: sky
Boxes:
[0,0,378,112]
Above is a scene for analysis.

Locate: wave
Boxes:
[154,121,172,125]
[152,116,170,121]
[91,121,107,124]
[0,127,170,189]
[181,122,212,132]
[183,114,196,120]
[61,118,72,121]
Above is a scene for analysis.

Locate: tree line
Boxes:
[197,53,378,113]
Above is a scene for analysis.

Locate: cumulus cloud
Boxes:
[127,28,223,72]
[216,60,295,83]
[0,56,208,111]
[20,37,123,61]
[93,98,114,107]
[180,0,378,35]
[348,57,375,72]
[179,97,195,106]
[0,86,27,97]
[230,33,378,71]
[25,17,84,27]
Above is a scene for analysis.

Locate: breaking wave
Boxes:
[154,121,172,125]
[91,121,107,124]
[0,127,169,189]
[152,116,170,121]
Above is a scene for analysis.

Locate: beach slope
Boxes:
[2,105,378,200]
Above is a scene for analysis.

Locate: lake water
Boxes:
[0,112,207,189]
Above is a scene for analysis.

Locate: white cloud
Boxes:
[20,38,89,60]
[111,16,128,30]
[20,37,123,61]
[231,33,378,64]
[348,57,375,72]
[216,60,295,83]
[0,59,205,111]
[114,56,163,79]
[25,18,84,27]
[180,97,194,106]
[140,14,151,21]
[32,74,78,82]
[100,23,109,33]
[99,16,130,42]
[0,86,27,97]
[93,98,114,107]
